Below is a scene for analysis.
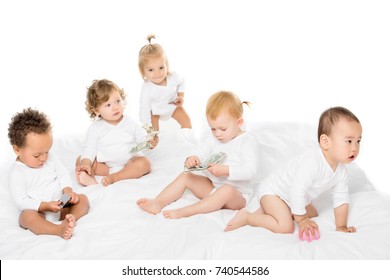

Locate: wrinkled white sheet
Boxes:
[1,122,389,259]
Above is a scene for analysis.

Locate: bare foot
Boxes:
[163,209,187,219]
[136,198,162,214]
[77,171,98,186]
[60,214,76,239]
[101,175,115,186]
[224,209,249,232]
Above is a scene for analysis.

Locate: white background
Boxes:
[1,1,389,276]
[1,0,389,197]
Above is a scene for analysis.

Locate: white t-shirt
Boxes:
[8,153,71,212]
[198,131,260,197]
[81,115,146,168]
[139,72,185,125]
[256,147,350,215]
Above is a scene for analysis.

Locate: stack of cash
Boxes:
[184,152,226,173]
[142,124,159,139]
[130,141,151,153]
[130,124,159,153]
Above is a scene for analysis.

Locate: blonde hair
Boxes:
[206,90,250,120]
[138,34,170,80]
[85,79,126,119]
[317,106,360,142]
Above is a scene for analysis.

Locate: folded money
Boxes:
[130,124,159,153]
[184,152,226,173]
[142,124,159,139]
[130,140,151,153]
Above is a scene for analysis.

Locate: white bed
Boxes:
[1,122,390,260]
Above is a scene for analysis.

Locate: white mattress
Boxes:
[1,122,389,260]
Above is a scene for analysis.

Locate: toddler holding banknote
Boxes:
[137,90,259,218]
[76,79,152,186]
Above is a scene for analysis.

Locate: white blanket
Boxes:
[1,122,389,259]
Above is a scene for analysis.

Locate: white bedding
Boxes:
[1,122,390,260]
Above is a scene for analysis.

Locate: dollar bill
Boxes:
[130,124,159,153]
[130,140,151,153]
[184,152,226,172]
[142,124,159,139]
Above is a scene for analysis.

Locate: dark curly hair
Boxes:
[8,108,52,148]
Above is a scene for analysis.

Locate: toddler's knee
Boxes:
[78,194,89,206]
[144,159,151,173]
[275,223,295,234]
[19,210,38,227]
[137,157,151,173]
[177,172,188,181]
[219,185,237,196]
[177,171,196,183]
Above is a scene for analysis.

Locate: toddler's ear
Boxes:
[12,145,21,155]
[319,134,329,150]
[236,118,244,127]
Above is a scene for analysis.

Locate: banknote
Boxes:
[184,152,226,172]
[130,140,151,153]
[142,124,159,139]
[130,124,159,153]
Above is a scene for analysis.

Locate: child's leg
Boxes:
[137,172,214,214]
[225,195,294,233]
[172,107,192,129]
[101,156,151,186]
[61,194,90,221]
[163,184,246,219]
[19,210,75,239]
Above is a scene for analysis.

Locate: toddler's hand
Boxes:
[65,192,80,205]
[48,200,62,212]
[207,163,229,177]
[175,96,184,106]
[298,217,319,240]
[336,225,356,233]
[76,164,93,176]
[149,136,159,149]
[185,156,200,168]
